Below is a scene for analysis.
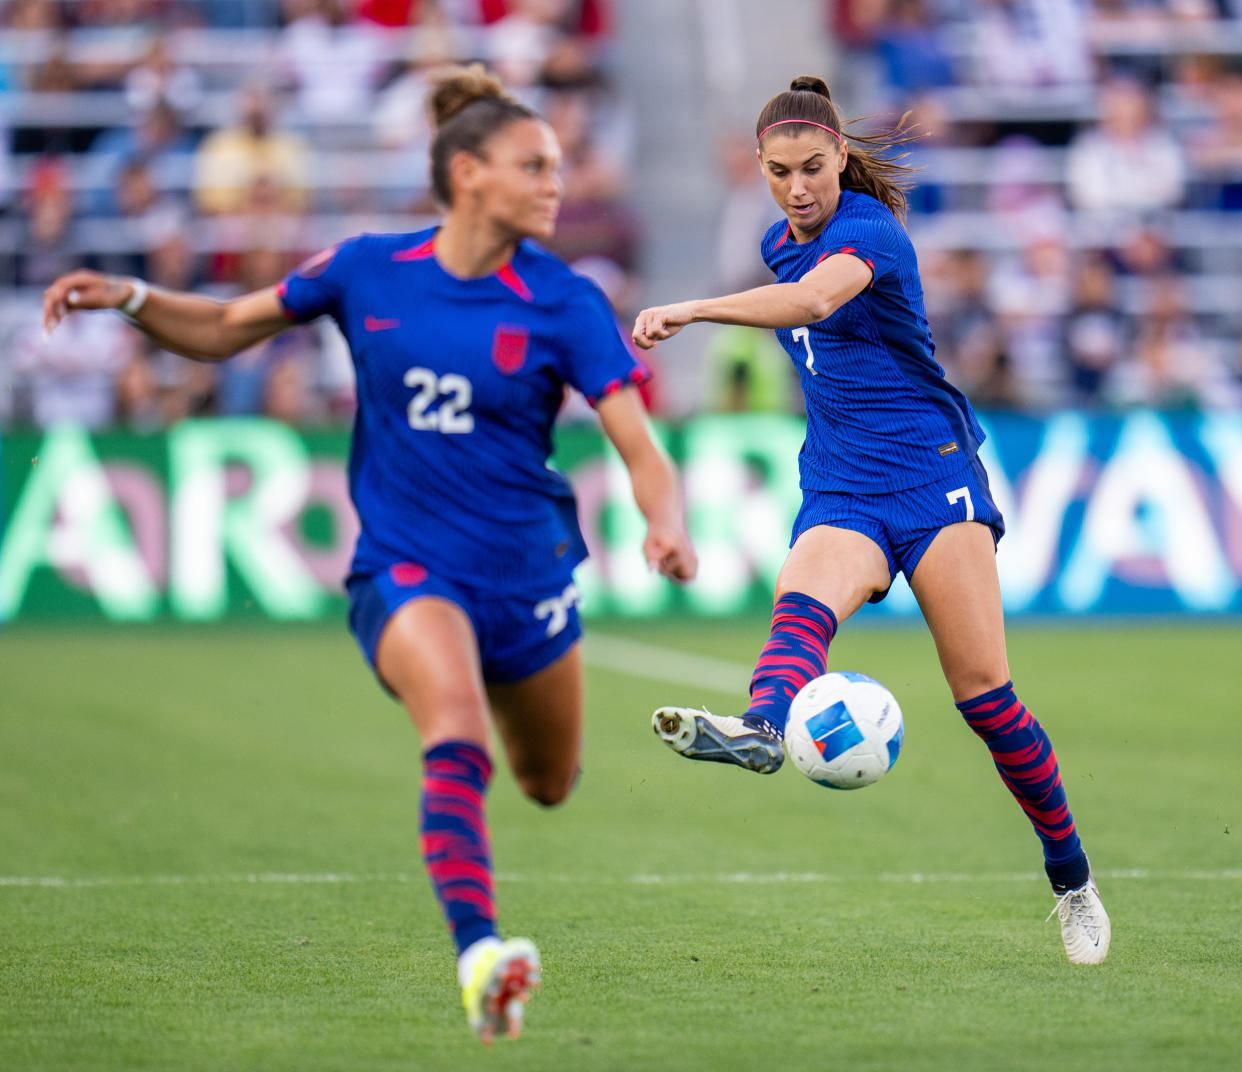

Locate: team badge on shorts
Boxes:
[389,561,428,587]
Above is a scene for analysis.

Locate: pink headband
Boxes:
[757,119,843,144]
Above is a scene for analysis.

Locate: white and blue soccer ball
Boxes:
[784,671,904,790]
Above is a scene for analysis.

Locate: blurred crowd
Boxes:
[0,0,641,429]
[4,0,1242,431]
[706,0,1242,415]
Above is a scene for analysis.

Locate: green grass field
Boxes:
[2,615,1240,1071]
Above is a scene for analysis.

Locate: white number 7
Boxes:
[792,327,817,375]
[946,486,974,521]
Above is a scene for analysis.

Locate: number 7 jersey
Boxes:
[761,189,985,494]
[278,227,649,592]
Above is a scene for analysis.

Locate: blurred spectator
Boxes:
[989,222,1074,407]
[123,33,204,118]
[11,311,138,429]
[83,97,198,215]
[1106,220,1181,282]
[192,82,312,215]
[274,0,387,126]
[0,121,14,219]
[895,91,955,216]
[968,0,1092,98]
[199,0,283,27]
[713,131,779,293]
[114,348,164,432]
[1062,253,1128,405]
[88,157,189,279]
[4,0,63,30]
[208,173,307,287]
[264,355,316,423]
[25,29,81,92]
[539,84,639,269]
[218,330,320,418]
[71,1,169,90]
[371,19,470,211]
[15,157,79,287]
[139,218,219,422]
[1108,276,1232,409]
[925,248,1012,404]
[985,134,1070,237]
[1065,74,1188,224]
[1086,0,1181,47]
[1188,69,1242,210]
[872,0,956,104]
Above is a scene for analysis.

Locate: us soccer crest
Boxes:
[492,324,529,374]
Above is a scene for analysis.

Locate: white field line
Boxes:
[2,869,1240,890]
[580,631,752,694]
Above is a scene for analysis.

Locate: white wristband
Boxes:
[120,278,149,317]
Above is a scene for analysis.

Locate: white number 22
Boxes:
[792,327,818,376]
[946,486,974,521]
[404,367,475,434]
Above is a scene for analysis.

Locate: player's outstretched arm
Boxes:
[596,387,697,583]
[43,269,292,363]
[631,253,873,349]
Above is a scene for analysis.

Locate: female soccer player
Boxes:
[632,75,1110,966]
[44,65,697,1041]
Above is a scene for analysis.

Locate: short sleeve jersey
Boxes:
[278,227,649,592]
[761,189,985,493]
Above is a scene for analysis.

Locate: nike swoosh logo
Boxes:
[365,315,400,331]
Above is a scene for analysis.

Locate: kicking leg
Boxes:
[653,525,889,773]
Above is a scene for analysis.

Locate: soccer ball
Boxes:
[784,672,904,790]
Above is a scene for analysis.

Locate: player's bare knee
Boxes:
[950,671,1010,706]
[516,768,577,808]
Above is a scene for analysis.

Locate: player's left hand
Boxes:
[632,302,696,350]
[644,525,698,583]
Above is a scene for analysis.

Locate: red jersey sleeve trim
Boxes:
[496,264,534,302]
[814,247,877,288]
[275,280,297,320]
[392,237,436,261]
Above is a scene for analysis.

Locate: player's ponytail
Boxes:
[427,63,538,205]
[756,75,921,221]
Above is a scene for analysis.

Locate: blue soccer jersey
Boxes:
[761,189,985,493]
[278,227,649,592]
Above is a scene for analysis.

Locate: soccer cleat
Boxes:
[1047,874,1111,965]
[460,937,541,1043]
[652,706,784,774]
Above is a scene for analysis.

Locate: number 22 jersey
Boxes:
[278,227,649,593]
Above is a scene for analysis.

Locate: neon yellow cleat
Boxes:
[459,937,541,1043]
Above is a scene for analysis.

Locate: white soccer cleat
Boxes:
[459,937,541,1043]
[652,706,784,774]
[1047,875,1111,965]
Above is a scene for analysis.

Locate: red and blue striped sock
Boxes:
[419,740,498,955]
[743,592,838,737]
[956,682,1088,889]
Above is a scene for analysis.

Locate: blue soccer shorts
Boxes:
[791,454,1006,603]
[346,561,583,686]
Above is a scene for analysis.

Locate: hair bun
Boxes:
[789,75,831,100]
[427,63,509,129]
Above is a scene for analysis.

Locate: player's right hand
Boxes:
[632,301,696,350]
[43,270,135,337]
